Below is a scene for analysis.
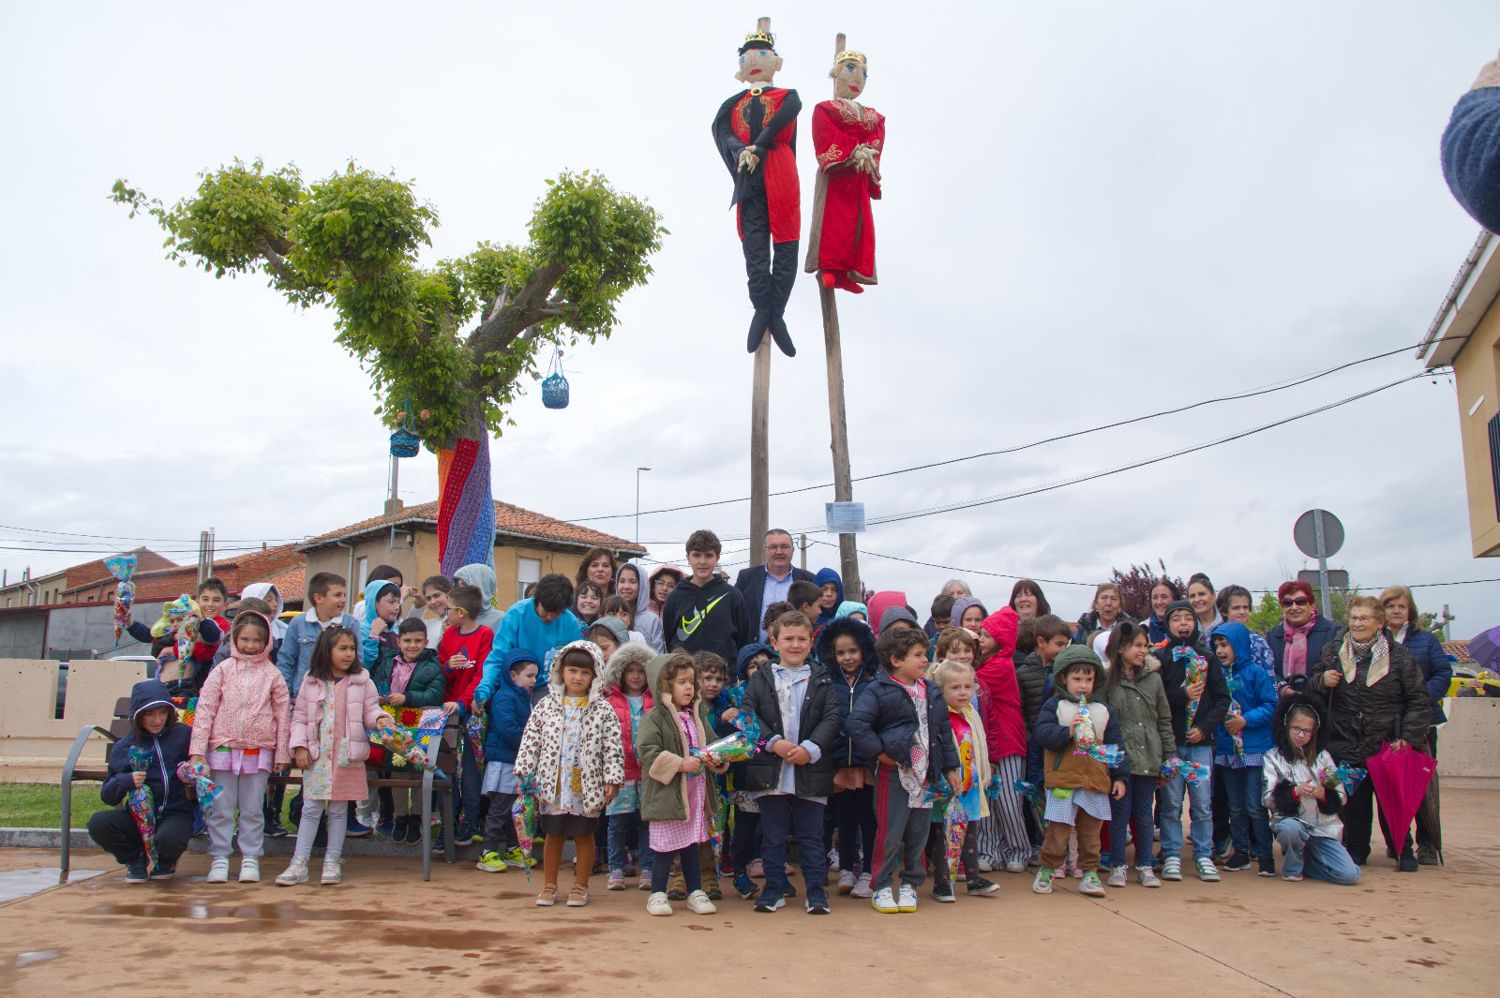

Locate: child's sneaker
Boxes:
[275,859,309,886]
[747,858,764,878]
[319,859,342,886]
[1195,857,1221,882]
[606,869,626,891]
[638,876,653,891]
[391,816,409,842]
[504,846,535,870]
[897,883,918,912]
[1161,857,1183,881]
[238,858,260,883]
[733,872,759,900]
[837,869,857,895]
[1032,867,1055,894]
[206,857,230,883]
[1079,871,1106,897]
[1222,851,1251,873]
[124,859,149,884]
[1070,862,1085,880]
[667,872,687,901]
[148,862,176,881]
[870,887,900,914]
[1136,866,1162,888]
[1283,871,1304,882]
[646,891,672,916]
[1004,860,1028,874]
[1257,855,1277,878]
[965,876,1000,896]
[1106,866,1128,888]
[476,851,509,873]
[804,889,831,915]
[932,882,957,903]
[850,872,873,898]
[706,884,723,901]
[687,889,718,915]
[753,890,786,913]
[403,817,424,845]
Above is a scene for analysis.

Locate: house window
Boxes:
[517,557,541,603]
[357,556,369,593]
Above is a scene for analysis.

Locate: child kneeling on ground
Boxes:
[1261,693,1361,885]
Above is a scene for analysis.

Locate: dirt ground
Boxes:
[1,789,1494,998]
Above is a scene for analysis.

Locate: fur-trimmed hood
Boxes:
[546,639,607,700]
[1271,690,1329,757]
[645,652,701,716]
[602,641,655,695]
[814,616,878,681]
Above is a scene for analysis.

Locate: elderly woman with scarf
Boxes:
[1265,581,1343,697]
[1306,596,1430,872]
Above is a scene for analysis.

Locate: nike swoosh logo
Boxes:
[676,594,728,641]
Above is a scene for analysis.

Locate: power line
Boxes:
[0,523,307,544]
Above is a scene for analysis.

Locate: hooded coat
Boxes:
[646,564,685,617]
[483,649,536,765]
[1035,647,1129,793]
[816,617,880,768]
[601,641,656,782]
[289,666,386,770]
[1261,692,1347,839]
[513,640,626,815]
[100,680,195,819]
[662,572,752,666]
[240,582,287,643]
[1307,635,1430,765]
[846,669,961,783]
[812,567,844,632]
[976,608,1027,760]
[1104,653,1176,777]
[453,564,505,633]
[358,580,402,666]
[949,596,987,630]
[635,653,723,823]
[615,563,664,652]
[188,611,291,766]
[865,591,909,636]
[1155,602,1230,746]
[1209,621,1278,759]
[741,648,842,798]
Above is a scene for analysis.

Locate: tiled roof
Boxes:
[63,544,306,604]
[1443,640,1474,664]
[299,500,645,555]
[53,547,178,590]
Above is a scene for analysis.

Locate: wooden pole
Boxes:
[820,31,861,597]
[750,336,771,567]
[819,283,860,596]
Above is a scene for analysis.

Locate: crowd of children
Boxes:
[90,532,1446,913]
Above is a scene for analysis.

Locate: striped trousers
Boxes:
[975,756,1032,867]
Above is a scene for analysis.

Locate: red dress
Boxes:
[806,99,885,290]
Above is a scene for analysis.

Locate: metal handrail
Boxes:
[59,724,117,883]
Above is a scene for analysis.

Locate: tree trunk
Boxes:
[437,407,495,577]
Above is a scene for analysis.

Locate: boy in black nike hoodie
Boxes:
[663,529,753,667]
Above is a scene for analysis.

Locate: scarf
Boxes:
[771,664,810,745]
[899,679,930,804]
[1338,633,1391,688]
[1282,614,1318,678]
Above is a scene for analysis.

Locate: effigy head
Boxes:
[829,49,867,99]
[737,26,783,85]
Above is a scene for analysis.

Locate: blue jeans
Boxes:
[1274,818,1361,885]
[607,810,654,874]
[759,794,828,895]
[1160,744,1214,861]
[1222,764,1271,860]
[1107,775,1157,868]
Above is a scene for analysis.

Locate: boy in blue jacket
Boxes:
[1210,621,1278,877]
[276,572,361,693]
[87,680,196,882]
[846,628,961,915]
[475,650,539,872]
[477,573,582,704]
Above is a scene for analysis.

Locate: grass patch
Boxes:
[0,782,114,828]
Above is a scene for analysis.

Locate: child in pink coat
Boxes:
[276,625,395,886]
[189,611,291,884]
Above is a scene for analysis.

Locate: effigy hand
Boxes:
[737,146,761,173]
[1472,49,1500,90]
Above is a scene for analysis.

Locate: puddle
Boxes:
[88,901,391,924]
[15,950,60,969]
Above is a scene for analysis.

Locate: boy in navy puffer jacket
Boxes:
[475,650,539,873]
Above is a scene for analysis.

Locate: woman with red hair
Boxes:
[1264,581,1344,697]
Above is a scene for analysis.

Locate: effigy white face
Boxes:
[737,47,783,86]
[832,59,866,100]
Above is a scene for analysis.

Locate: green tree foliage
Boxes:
[1110,561,1186,622]
[1248,591,1283,634]
[112,161,666,448]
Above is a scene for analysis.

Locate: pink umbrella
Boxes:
[1365,742,1436,846]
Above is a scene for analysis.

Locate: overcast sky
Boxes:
[3,2,1497,634]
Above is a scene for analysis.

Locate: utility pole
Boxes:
[799,532,808,571]
[635,466,651,544]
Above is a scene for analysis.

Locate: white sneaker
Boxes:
[1004,860,1028,874]
[685,889,717,915]
[1161,857,1183,881]
[646,891,673,916]
[837,870,857,895]
[1106,865,1128,888]
[206,857,230,883]
[1137,866,1162,888]
[238,858,260,883]
[274,859,309,886]
[897,883,918,912]
[828,848,839,872]
[850,872,873,898]
[977,857,996,872]
[320,858,342,885]
[870,887,899,914]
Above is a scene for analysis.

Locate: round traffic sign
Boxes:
[1293,509,1344,559]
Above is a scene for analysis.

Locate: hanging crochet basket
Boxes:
[389,399,422,457]
[541,348,569,410]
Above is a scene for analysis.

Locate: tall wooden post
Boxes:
[821,32,861,596]
[749,336,771,568]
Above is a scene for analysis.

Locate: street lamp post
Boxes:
[635,466,651,543]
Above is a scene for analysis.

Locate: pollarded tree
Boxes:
[113,162,665,574]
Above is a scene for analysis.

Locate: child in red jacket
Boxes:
[437,584,493,843]
[975,607,1032,874]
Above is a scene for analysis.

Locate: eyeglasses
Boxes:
[1288,725,1316,736]
[1280,596,1311,608]
[1348,614,1378,624]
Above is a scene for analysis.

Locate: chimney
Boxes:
[384,497,405,516]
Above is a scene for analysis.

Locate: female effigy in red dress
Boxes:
[805,49,883,294]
